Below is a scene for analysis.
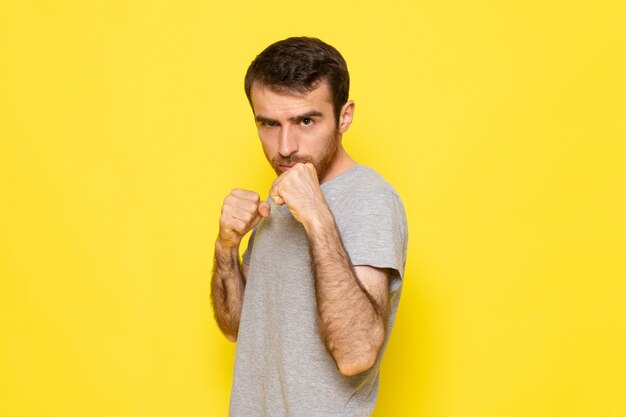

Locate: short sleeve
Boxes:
[335,188,408,290]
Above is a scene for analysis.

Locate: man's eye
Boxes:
[263,121,277,127]
[302,118,313,126]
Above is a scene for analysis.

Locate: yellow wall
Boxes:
[1,1,625,416]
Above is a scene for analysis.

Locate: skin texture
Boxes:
[211,81,390,376]
[211,189,269,342]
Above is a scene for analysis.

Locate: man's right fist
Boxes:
[218,189,270,248]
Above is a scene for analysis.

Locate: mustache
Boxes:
[272,155,314,166]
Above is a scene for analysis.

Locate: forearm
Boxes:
[304,209,386,376]
[211,239,246,342]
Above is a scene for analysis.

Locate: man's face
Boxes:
[250,81,341,182]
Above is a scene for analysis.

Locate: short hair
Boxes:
[244,37,350,123]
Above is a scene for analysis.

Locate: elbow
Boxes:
[332,323,386,377]
[217,323,238,343]
[334,334,384,376]
[336,351,378,377]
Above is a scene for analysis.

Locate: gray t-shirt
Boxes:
[230,165,408,417]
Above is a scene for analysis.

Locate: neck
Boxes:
[320,145,356,184]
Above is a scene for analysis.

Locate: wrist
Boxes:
[214,238,242,273]
[303,204,335,235]
[215,237,240,255]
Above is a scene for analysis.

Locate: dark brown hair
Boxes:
[244,37,350,123]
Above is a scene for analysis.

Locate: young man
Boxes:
[211,37,408,416]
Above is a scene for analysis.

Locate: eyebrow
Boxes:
[289,111,323,122]
[255,110,324,124]
[255,115,278,124]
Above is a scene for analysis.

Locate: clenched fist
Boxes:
[218,189,270,248]
[269,163,329,226]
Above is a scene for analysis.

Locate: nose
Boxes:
[278,126,298,157]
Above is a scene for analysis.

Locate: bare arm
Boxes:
[305,209,390,376]
[211,240,246,342]
[210,189,269,342]
[269,163,390,376]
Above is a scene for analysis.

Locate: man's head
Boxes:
[244,37,350,124]
[245,37,355,183]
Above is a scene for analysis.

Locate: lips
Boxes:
[279,164,294,172]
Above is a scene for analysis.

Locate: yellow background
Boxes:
[1,0,625,416]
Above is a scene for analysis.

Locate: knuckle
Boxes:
[232,189,260,203]
[230,188,247,199]
[234,219,247,232]
[242,211,253,224]
[224,194,236,206]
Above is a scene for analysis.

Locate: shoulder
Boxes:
[327,165,404,208]
[326,166,409,280]
[324,165,407,227]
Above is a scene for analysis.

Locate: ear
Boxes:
[338,100,355,134]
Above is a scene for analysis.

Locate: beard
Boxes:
[267,129,340,182]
